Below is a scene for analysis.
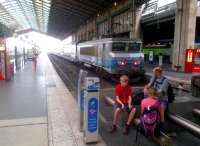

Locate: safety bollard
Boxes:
[78,70,88,132]
[84,77,100,144]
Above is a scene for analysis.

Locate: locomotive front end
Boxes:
[104,40,145,81]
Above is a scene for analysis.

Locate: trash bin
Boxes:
[191,75,200,97]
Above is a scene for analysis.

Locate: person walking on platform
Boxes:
[109,75,136,135]
[32,48,37,71]
[148,67,168,123]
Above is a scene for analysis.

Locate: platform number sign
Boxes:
[88,97,98,133]
[80,89,84,111]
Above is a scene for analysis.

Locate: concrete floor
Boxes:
[0,117,47,146]
[0,57,47,120]
[47,54,107,146]
[0,54,48,146]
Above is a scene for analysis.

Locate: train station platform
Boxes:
[0,53,106,146]
[1,52,200,146]
[49,54,200,146]
[46,54,106,146]
[0,54,48,146]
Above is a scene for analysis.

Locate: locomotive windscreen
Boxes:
[112,43,126,52]
[128,43,140,52]
[112,42,140,52]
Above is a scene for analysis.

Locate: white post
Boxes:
[84,77,100,144]
[78,70,88,132]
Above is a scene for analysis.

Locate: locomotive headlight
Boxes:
[133,60,140,65]
[117,59,127,66]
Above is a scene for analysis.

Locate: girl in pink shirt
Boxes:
[141,86,163,122]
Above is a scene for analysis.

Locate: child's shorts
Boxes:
[114,103,135,113]
[160,100,168,111]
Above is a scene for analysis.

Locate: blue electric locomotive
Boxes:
[77,38,144,80]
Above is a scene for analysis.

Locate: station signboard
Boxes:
[0,38,6,80]
[185,49,200,73]
[192,49,200,73]
[185,49,193,73]
[87,97,98,133]
[0,38,13,80]
[0,51,6,80]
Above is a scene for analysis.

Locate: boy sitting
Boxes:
[109,75,136,135]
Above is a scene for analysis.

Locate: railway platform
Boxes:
[0,53,106,146]
[46,54,106,146]
[48,54,200,146]
[0,54,48,146]
[1,53,200,146]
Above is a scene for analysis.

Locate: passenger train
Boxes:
[76,38,145,81]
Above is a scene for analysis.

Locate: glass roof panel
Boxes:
[0,0,51,32]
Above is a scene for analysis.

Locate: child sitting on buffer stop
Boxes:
[109,75,136,135]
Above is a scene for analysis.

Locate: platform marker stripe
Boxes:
[99,113,108,124]
[0,117,47,128]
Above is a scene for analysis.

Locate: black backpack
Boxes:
[132,91,145,105]
[152,77,175,103]
[167,83,175,103]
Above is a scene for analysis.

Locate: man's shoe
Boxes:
[109,125,117,133]
[123,124,130,135]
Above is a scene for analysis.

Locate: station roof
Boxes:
[0,0,149,39]
[48,0,150,39]
[0,0,51,33]
[48,0,117,38]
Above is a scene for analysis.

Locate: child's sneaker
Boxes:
[109,125,117,133]
[123,124,130,135]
